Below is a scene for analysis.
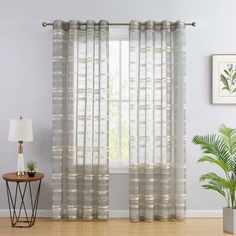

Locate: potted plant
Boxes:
[193,125,236,234]
[26,161,37,177]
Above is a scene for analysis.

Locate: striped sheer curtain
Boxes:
[129,21,186,222]
[52,20,109,220]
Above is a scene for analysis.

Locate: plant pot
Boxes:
[27,171,36,177]
[223,207,236,233]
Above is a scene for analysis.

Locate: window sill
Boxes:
[109,165,129,174]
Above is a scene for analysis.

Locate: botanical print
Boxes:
[220,63,236,95]
[212,55,236,104]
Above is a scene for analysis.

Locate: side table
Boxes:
[2,172,44,228]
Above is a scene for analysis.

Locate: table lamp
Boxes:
[8,117,33,176]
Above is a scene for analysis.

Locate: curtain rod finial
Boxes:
[42,22,47,27]
[192,22,196,27]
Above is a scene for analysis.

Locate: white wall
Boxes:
[1,0,236,214]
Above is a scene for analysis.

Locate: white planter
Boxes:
[223,207,236,234]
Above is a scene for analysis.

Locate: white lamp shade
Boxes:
[8,118,33,142]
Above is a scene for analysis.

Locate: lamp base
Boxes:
[16,171,25,176]
[17,153,25,176]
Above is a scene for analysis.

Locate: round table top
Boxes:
[2,172,44,182]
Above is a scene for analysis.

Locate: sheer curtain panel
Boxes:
[52,20,109,220]
[129,21,186,222]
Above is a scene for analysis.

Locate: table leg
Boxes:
[5,180,42,228]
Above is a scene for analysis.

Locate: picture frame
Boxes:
[212,54,236,104]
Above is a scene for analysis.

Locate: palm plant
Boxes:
[192,125,236,209]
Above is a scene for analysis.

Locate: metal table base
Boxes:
[5,180,42,228]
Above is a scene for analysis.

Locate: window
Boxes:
[109,29,129,172]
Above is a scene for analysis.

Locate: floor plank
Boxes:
[0,218,232,236]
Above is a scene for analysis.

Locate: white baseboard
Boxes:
[186,210,222,218]
[109,210,129,218]
[0,209,222,218]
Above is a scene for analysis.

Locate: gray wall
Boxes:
[0,0,236,211]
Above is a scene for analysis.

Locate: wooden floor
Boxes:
[0,218,232,236]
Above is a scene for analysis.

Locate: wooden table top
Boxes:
[2,172,44,182]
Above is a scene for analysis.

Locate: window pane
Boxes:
[109,41,120,100]
[109,101,119,161]
[108,40,129,166]
[121,41,129,100]
[121,102,129,162]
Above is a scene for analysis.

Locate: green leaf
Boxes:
[232,88,236,93]
[200,172,228,187]
[198,156,228,172]
[201,184,225,197]
[192,134,231,167]
[219,124,236,158]
[233,72,236,79]
[224,69,230,77]
[222,87,229,90]
[220,74,229,90]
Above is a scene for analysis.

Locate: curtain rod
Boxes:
[42,21,196,27]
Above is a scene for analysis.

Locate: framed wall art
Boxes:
[212,54,236,104]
